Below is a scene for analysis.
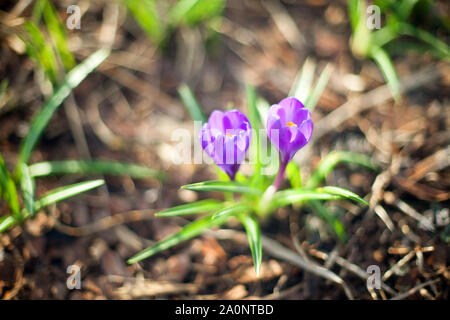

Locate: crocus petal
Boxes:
[267,118,283,149]
[266,97,313,164]
[267,111,280,135]
[200,109,252,180]
[209,110,226,132]
[225,109,249,130]
[298,119,313,142]
[292,108,311,126]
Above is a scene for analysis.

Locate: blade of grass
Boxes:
[286,162,301,188]
[348,0,362,31]
[19,163,35,217]
[246,84,263,186]
[127,212,230,264]
[246,84,260,131]
[396,0,420,20]
[272,189,341,209]
[212,203,250,220]
[123,0,164,43]
[16,48,110,172]
[0,179,104,233]
[182,180,262,195]
[385,40,449,60]
[238,213,262,276]
[305,63,332,112]
[155,199,224,217]
[31,0,45,22]
[289,57,316,102]
[272,187,367,211]
[371,25,399,48]
[34,179,105,210]
[22,21,59,83]
[305,151,377,189]
[256,97,270,128]
[348,0,371,57]
[178,84,206,123]
[182,0,224,26]
[317,186,368,206]
[0,155,21,221]
[28,160,163,180]
[169,0,224,26]
[309,200,347,242]
[168,0,198,25]
[0,216,16,233]
[398,22,450,58]
[370,46,400,100]
[41,0,75,71]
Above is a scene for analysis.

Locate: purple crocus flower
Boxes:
[200,109,252,180]
[267,97,313,188]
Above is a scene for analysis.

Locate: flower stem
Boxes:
[273,158,288,191]
[257,157,288,217]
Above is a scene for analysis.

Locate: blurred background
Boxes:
[0,0,449,299]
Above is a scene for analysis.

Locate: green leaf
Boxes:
[182,180,262,196]
[385,40,449,60]
[396,0,420,20]
[0,155,21,221]
[306,151,377,189]
[34,179,105,210]
[178,84,206,123]
[28,160,163,180]
[238,213,262,276]
[16,48,110,172]
[212,203,250,220]
[0,216,16,233]
[246,84,260,132]
[256,97,270,128]
[272,189,341,209]
[318,186,368,206]
[371,25,399,48]
[31,0,46,22]
[0,179,104,233]
[348,0,362,31]
[246,84,263,186]
[41,0,76,71]
[19,163,35,217]
[305,63,332,112]
[127,212,230,264]
[123,0,164,43]
[286,162,301,189]
[169,0,225,26]
[22,21,59,83]
[155,199,223,217]
[398,22,450,58]
[272,186,367,211]
[348,0,371,56]
[289,57,316,102]
[309,200,347,242]
[370,46,400,100]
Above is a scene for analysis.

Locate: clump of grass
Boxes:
[123,0,225,46]
[348,0,450,99]
[0,48,162,233]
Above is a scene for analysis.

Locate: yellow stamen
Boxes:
[286,122,297,127]
[225,133,234,137]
